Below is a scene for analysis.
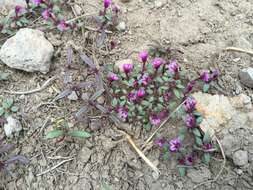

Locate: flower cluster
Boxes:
[31,0,75,31]
[107,50,187,129]
[0,0,74,34]
[96,0,121,30]
[154,96,215,176]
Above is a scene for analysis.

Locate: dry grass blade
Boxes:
[225,47,253,56]
[117,129,160,177]
[142,100,186,149]
[4,77,57,95]
[36,158,74,177]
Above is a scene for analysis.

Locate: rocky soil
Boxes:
[0,0,253,190]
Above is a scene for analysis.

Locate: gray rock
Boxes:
[239,68,253,88]
[116,21,126,32]
[187,167,212,183]
[67,91,78,101]
[233,150,248,166]
[4,116,22,137]
[78,147,92,163]
[0,28,54,74]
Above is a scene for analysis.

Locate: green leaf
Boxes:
[173,89,182,99]
[53,5,61,13]
[144,123,151,130]
[179,127,187,135]
[10,106,19,113]
[162,150,170,160]
[46,130,64,139]
[147,89,153,95]
[203,131,211,143]
[192,128,201,137]
[119,100,126,106]
[0,72,9,80]
[101,181,112,190]
[179,133,185,141]
[0,107,4,116]
[196,116,203,124]
[195,137,203,146]
[111,98,118,107]
[178,166,186,177]
[203,83,210,92]
[68,131,92,138]
[2,98,13,109]
[203,153,211,164]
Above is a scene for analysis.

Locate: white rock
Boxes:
[116,21,126,32]
[67,91,78,101]
[0,28,54,74]
[4,116,22,137]
[239,68,253,88]
[233,150,248,167]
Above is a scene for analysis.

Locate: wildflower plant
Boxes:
[95,0,121,46]
[106,50,219,175]
[46,118,92,142]
[0,0,75,35]
[0,98,19,127]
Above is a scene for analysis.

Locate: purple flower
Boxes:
[203,143,213,152]
[211,69,219,80]
[136,88,145,98]
[127,92,137,102]
[184,80,196,94]
[184,114,196,128]
[33,0,42,5]
[163,91,172,101]
[159,110,169,120]
[108,73,119,82]
[139,50,149,63]
[149,114,161,126]
[155,138,167,148]
[117,107,128,121]
[42,9,51,20]
[140,74,151,86]
[57,20,69,31]
[104,0,111,9]
[168,59,179,73]
[185,154,195,166]
[123,63,133,74]
[169,137,181,152]
[15,5,23,15]
[200,71,211,83]
[183,97,196,113]
[152,58,164,70]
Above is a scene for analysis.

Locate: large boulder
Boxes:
[0,28,54,74]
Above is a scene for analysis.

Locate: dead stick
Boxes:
[193,135,226,189]
[117,129,160,176]
[4,77,57,95]
[36,158,74,177]
[142,100,186,148]
[225,47,253,56]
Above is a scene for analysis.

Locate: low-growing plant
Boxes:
[46,118,92,142]
[0,0,75,35]
[95,0,121,46]
[0,98,19,127]
[105,50,219,175]
[0,138,28,174]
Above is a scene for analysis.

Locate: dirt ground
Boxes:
[0,0,253,189]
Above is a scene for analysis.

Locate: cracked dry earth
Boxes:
[0,0,253,190]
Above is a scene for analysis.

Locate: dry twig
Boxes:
[4,76,57,95]
[225,47,253,56]
[116,129,160,177]
[36,158,74,177]
[142,100,186,149]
